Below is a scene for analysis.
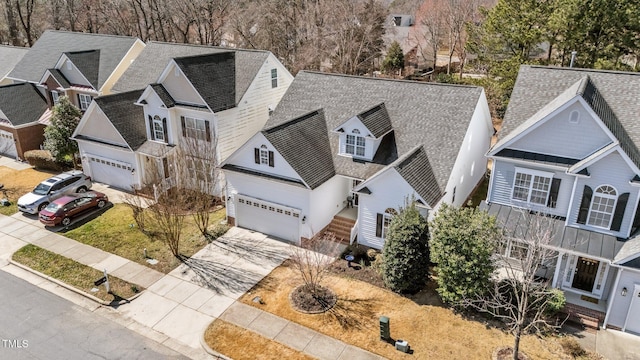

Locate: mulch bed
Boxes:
[289,284,337,314]
[328,259,386,288]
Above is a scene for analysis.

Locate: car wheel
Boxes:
[61,217,71,227]
[76,186,87,193]
[38,202,48,212]
[97,200,106,208]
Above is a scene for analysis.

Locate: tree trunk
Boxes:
[4,0,19,45]
[512,330,521,360]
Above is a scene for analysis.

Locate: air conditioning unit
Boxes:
[395,339,409,353]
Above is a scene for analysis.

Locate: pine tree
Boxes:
[381,41,405,76]
[43,96,82,163]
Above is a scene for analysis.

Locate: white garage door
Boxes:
[236,195,300,243]
[0,130,17,158]
[87,154,134,190]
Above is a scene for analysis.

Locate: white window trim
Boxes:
[184,116,207,141]
[259,145,269,165]
[78,93,92,110]
[511,167,554,205]
[271,68,278,88]
[51,91,60,105]
[345,130,366,158]
[153,116,165,142]
[586,185,618,229]
[561,254,608,299]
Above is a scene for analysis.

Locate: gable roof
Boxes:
[497,66,640,169]
[150,83,176,108]
[44,68,71,88]
[91,90,146,150]
[111,42,270,104]
[7,30,139,90]
[393,146,444,207]
[64,50,100,89]
[0,45,28,80]
[262,109,335,189]
[264,71,483,195]
[357,103,393,138]
[0,82,47,126]
[174,53,235,112]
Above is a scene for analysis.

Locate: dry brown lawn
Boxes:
[204,320,314,360]
[0,167,54,215]
[224,261,574,360]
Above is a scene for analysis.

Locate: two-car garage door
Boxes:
[87,154,134,190]
[235,195,300,243]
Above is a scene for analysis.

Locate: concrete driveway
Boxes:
[118,227,291,349]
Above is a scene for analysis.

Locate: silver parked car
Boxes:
[17,170,92,214]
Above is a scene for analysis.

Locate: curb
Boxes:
[200,321,233,360]
[9,259,144,306]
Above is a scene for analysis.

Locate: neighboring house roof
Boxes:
[65,50,100,89]
[483,202,624,261]
[93,90,146,150]
[357,103,392,138]
[0,82,48,126]
[174,53,236,112]
[150,83,176,108]
[111,41,270,105]
[46,68,71,88]
[263,71,484,199]
[496,66,640,169]
[0,45,28,80]
[262,109,335,189]
[7,30,139,90]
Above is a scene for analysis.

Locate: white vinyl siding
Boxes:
[587,185,617,228]
[511,167,553,205]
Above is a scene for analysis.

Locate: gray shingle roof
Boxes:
[174,53,235,112]
[46,68,71,88]
[0,82,47,126]
[265,71,484,195]
[263,110,335,189]
[357,103,392,138]
[65,50,100,89]
[150,84,175,108]
[498,66,640,169]
[111,42,270,105]
[0,45,28,80]
[92,90,146,150]
[7,30,139,90]
[393,146,444,207]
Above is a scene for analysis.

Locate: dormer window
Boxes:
[254,145,274,167]
[148,115,168,143]
[346,129,365,157]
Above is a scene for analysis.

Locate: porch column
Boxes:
[552,251,565,288]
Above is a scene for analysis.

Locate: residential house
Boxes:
[1,30,144,159]
[0,45,28,85]
[0,83,48,158]
[73,42,293,191]
[484,65,640,334]
[222,71,493,248]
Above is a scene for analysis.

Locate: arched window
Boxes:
[587,185,617,228]
[345,129,366,157]
[260,145,269,165]
[569,110,580,124]
[153,115,165,142]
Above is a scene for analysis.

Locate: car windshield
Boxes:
[44,203,62,212]
[33,183,52,195]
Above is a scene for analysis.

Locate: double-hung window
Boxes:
[78,93,92,111]
[376,208,397,239]
[183,116,208,141]
[587,185,617,228]
[512,168,553,205]
[345,129,365,157]
[271,68,278,88]
[51,91,60,105]
[260,145,269,165]
[153,115,165,142]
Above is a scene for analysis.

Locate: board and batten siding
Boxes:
[488,160,573,217]
[357,169,423,250]
[508,101,612,160]
[568,151,640,238]
[217,55,293,161]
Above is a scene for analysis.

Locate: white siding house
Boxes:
[223,72,493,247]
[485,65,640,336]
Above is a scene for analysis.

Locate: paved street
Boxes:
[0,270,187,360]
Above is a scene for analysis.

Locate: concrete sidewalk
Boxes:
[0,214,385,360]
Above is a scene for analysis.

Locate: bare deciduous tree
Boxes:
[289,232,342,296]
[465,209,566,360]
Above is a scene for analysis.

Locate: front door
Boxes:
[572,257,599,292]
[351,180,361,207]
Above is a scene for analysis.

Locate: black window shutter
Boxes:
[610,192,629,231]
[181,116,186,137]
[205,121,211,142]
[162,118,168,143]
[254,148,260,164]
[268,151,274,167]
[376,213,383,237]
[577,185,593,224]
[76,94,81,108]
[547,178,561,208]
[148,115,155,140]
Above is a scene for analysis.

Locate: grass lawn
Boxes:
[0,167,53,215]
[12,244,142,302]
[204,260,585,360]
[64,203,226,274]
[204,320,314,360]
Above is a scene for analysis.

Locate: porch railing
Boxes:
[153,176,176,200]
[350,219,358,244]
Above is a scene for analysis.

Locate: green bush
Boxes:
[23,150,70,171]
[207,223,230,241]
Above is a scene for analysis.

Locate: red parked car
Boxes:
[39,191,109,227]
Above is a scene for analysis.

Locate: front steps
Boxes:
[326,215,356,243]
[561,303,606,333]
